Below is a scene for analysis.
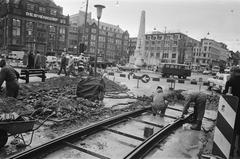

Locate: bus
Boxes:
[160,63,191,79]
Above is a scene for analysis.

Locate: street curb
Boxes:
[203,81,209,86]
[190,79,197,85]
[120,74,126,77]
[166,78,175,83]
[152,77,160,81]
[178,79,185,83]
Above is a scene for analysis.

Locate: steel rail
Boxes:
[124,114,193,159]
[8,107,151,159]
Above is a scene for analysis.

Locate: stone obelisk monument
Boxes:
[130,10,146,66]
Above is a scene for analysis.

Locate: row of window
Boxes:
[146,40,178,45]
[193,52,209,58]
[146,46,177,52]
[13,19,66,35]
[26,3,58,16]
[149,52,177,59]
[146,34,182,40]
[89,28,128,39]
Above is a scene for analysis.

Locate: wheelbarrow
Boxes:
[0,114,53,148]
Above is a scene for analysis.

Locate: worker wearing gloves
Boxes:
[181,91,207,131]
[0,59,20,98]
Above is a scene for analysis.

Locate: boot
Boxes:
[188,115,197,123]
[191,120,202,131]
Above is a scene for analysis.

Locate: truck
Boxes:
[8,51,25,60]
[160,63,191,79]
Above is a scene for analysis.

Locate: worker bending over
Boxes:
[181,90,207,131]
[0,59,20,98]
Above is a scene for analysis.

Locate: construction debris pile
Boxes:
[0,77,129,121]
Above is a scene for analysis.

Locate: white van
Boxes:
[211,66,220,75]
[207,73,230,93]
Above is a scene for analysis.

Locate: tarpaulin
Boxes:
[76,77,105,101]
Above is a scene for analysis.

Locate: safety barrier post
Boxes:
[137,78,139,88]
[212,94,239,158]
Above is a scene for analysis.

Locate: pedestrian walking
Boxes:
[180,90,207,131]
[0,59,19,98]
[67,55,75,76]
[58,52,67,76]
[223,66,240,156]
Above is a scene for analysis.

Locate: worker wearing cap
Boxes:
[223,66,240,156]
[181,90,207,131]
[151,86,175,117]
[0,59,19,98]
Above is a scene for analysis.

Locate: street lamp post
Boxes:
[94,4,105,76]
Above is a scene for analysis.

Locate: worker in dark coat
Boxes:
[0,59,19,98]
[181,90,207,131]
[27,51,35,69]
[223,66,240,156]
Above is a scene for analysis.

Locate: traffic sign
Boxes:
[141,74,150,83]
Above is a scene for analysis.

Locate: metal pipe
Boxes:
[94,18,100,76]
[83,0,89,42]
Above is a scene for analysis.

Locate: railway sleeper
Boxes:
[62,141,110,159]
[103,127,145,141]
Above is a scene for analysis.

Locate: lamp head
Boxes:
[94,4,105,19]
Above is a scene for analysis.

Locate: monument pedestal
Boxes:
[134,57,144,67]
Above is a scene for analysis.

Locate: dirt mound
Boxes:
[0,76,129,119]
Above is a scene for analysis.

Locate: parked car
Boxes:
[117,64,141,72]
[207,73,230,93]
[224,67,231,73]
[203,70,212,75]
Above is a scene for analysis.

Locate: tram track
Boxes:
[8,106,192,159]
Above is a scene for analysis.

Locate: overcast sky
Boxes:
[54,0,240,52]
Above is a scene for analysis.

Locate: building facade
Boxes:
[69,11,129,64]
[129,31,230,69]
[67,22,78,54]
[144,31,199,66]
[0,0,69,56]
[192,38,229,68]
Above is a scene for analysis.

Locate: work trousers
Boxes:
[58,65,67,76]
[193,95,207,121]
[6,81,19,98]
